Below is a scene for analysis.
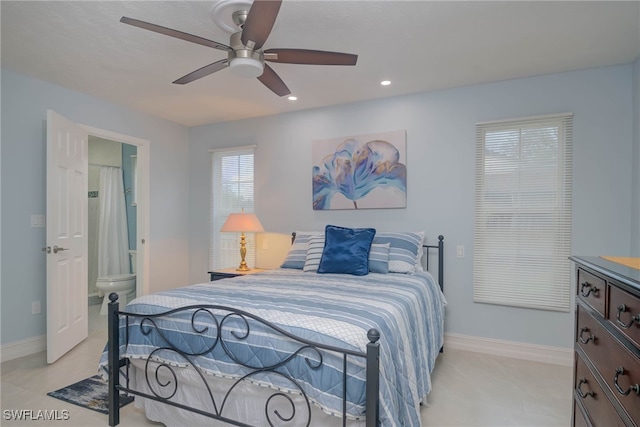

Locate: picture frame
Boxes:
[312,130,407,210]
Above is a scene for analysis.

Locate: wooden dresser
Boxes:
[570,256,640,427]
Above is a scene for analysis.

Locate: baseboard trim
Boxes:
[0,335,46,362]
[444,332,573,366]
[0,332,572,365]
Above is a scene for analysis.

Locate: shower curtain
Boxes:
[98,167,130,277]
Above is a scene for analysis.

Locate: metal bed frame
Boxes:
[107,235,444,427]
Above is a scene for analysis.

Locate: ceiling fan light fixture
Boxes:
[229,57,264,78]
[212,0,253,33]
[122,0,358,96]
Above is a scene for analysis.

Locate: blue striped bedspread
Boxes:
[98,269,446,427]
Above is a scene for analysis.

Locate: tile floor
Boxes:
[1,311,573,427]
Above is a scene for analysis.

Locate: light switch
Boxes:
[261,238,269,250]
[31,215,45,227]
[456,245,465,258]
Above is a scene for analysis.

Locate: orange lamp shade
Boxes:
[220,213,264,233]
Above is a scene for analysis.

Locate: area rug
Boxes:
[47,375,134,414]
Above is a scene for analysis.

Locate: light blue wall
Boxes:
[0,69,191,345]
[189,64,635,349]
[2,63,634,349]
[632,56,640,256]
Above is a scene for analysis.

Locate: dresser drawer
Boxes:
[576,304,606,363]
[576,306,640,423]
[573,400,590,427]
[578,268,606,316]
[573,401,590,427]
[608,285,640,348]
[575,353,626,427]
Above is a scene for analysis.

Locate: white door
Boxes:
[46,110,89,364]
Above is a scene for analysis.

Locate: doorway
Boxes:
[87,137,137,332]
[83,124,149,303]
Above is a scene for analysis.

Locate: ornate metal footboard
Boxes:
[107,234,444,426]
[107,294,381,427]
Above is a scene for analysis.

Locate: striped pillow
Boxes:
[373,232,424,273]
[303,235,325,272]
[369,243,391,274]
[304,238,391,274]
[280,232,322,269]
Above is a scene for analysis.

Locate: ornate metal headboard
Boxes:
[424,235,444,291]
[291,232,444,290]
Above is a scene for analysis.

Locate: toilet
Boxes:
[98,250,137,315]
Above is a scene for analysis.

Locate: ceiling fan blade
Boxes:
[120,17,232,52]
[257,63,290,96]
[240,0,282,50]
[173,59,230,85]
[264,49,358,66]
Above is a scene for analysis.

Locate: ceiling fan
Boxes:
[120,0,358,97]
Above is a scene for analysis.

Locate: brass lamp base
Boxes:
[236,232,251,271]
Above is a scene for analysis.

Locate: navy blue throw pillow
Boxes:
[318,225,376,276]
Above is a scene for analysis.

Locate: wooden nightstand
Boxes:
[208,268,266,281]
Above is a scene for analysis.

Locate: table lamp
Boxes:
[220,211,264,271]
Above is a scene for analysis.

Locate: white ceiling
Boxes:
[2,1,639,127]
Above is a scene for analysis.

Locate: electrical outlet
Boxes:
[261,238,269,250]
[456,245,465,258]
[32,301,41,315]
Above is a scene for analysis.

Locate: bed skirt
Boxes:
[127,358,370,426]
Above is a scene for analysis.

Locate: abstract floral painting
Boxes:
[312,130,407,210]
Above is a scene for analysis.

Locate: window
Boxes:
[474,113,573,311]
[210,146,257,270]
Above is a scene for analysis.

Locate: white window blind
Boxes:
[473,113,573,312]
[210,146,256,270]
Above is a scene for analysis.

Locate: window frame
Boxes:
[209,145,257,270]
[473,113,573,312]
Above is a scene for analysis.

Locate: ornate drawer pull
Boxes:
[614,367,640,396]
[578,327,595,344]
[577,378,595,399]
[580,282,599,297]
[616,304,640,329]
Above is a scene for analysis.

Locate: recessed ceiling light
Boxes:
[380,80,391,86]
[288,96,298,101]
